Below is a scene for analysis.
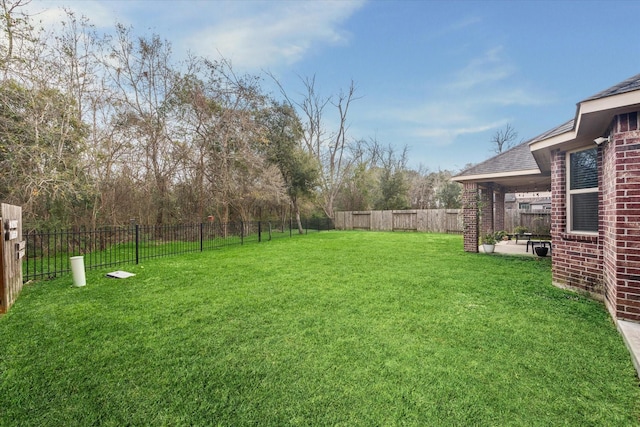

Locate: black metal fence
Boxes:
[23,218,334,282]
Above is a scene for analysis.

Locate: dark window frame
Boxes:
[566,147,599,234]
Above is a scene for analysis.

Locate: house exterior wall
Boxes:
[480,184,494,237]
[494,189,505,232]
[551,111,640,322]
[604,113,640,321]
[602,120,619,319]
[550,149,604,301]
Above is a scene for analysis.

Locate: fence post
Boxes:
[135,224,139,264]
[258,221,261,243]
[289,218,292,237]
[240,221,244,245]
[200,223,204,251]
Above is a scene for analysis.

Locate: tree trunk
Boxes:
[293,198,304,234]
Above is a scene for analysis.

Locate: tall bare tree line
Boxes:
[0,2,461,229]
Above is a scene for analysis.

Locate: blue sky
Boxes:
[26,0,640,172]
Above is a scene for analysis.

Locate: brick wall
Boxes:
[494,188,505,232]
[602,119,618,318]
[550,148,604,299]
[462,182,479,252]
[480,184,494,237]
[550,111,640,322]
[606,113,640,321]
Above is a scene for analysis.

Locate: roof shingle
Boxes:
[582,73,640,102]
[454,140,538,177]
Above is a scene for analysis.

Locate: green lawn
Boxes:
[1,232,639,426]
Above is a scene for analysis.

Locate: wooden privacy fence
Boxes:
[504,210,551,234]
[335,209,550,234]
[335,209,463,233]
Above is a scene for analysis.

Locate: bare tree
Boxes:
[105,25,185,225]
[270,73,360,218]
[491,123,518,154]
[0,0,33,79]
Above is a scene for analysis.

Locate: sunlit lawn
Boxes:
[1,232,639,426]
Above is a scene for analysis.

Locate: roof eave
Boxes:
[530,90,640,172]
[452,168,542,183]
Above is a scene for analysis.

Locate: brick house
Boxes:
[453,73,640,324]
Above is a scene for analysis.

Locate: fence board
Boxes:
[504,210,550,233]
[335,209,463,233]
[351,212,371,230]
[335,209,548,234]
[1,204,23,314]
[393,211,417,231]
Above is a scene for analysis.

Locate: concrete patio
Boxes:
[479,239,551,257]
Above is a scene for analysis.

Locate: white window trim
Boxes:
[566,148,599,236]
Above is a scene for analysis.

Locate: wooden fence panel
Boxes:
[335,209,463,233]
[504,210,550,233]
[351,212,371,230]
[1,203,23,314]
[446,210,463,234]
[334,209,548,235]
[393,211,417,231]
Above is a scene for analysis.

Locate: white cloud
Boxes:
[447,46,515,90]
[20,0,365,71]
[183,1,365,69]
[23,0,121,29]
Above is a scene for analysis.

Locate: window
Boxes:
[567,147,598,233]
[518,202,530,210]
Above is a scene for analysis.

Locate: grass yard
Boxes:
[1,232,639,426]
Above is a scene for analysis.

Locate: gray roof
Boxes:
[582,73,640,102]
[455,139,539,177]
[454,73,640,181]
[454,118,575,179]
[528,119,574,144]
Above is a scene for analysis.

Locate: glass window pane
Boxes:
[571,192,598,232]
[570,149,598,190]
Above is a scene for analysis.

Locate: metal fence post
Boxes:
[200,223,204,251]
[258,221,261,243]
[240,221,244,245]
[135,224,139,264]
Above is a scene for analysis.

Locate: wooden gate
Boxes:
[1,203,24,314]
[393,211,417,231]
[352,212,371,230]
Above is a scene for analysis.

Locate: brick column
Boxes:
[480,184,494,237]
[462,182,479,252]
[607,112,640,321]
[494,187,505,232]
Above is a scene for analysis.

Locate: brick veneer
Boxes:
[551,111,640,322]
[550,146,604,302]
[480,184,494,237]
[494,189,505,232]
[604,112,640,321]
[463,182,479,252]
[462,183,505,252]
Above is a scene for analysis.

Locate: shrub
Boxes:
[481,233,497,245]
[514,225,528,235]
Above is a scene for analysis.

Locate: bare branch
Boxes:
[491,123,518,154]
